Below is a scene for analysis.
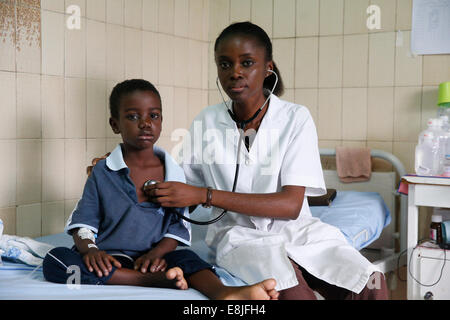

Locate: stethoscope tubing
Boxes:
[151,71,278,225]
[161,121,243,226]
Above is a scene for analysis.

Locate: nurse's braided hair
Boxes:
[214,21,284,97]
[109,79,162,119]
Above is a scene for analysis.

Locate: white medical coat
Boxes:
[181,94,380,293]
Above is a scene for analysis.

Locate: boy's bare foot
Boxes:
[166,267,188,290]
[219,278,279,300]
[106,266,188,289]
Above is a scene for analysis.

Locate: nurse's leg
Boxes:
[278,259,317,300]
[299,266,389,300]
[299,264,350,300]
[344,272,389,300]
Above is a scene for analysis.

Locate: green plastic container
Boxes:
[438,81,450,108]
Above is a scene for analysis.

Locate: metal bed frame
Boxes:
[319,148,408,279]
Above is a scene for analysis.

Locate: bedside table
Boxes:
[402,175,450,300]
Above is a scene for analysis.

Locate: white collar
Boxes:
[106,144,128,171]
[106,144,186,183]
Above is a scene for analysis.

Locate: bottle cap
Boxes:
[432,215,443,223]
[438,81,450,106]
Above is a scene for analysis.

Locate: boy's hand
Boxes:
[134,251,167,273]
[83,248,121,277]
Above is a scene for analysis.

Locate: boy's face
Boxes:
[109,90,162,150]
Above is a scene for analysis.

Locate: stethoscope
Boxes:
[145,70,279,225]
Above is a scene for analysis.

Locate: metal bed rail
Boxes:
[319,148,408,271]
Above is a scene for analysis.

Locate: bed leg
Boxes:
[386,271,397,291]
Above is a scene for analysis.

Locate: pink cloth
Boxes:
[336,147,372,183]
[398,181,409,195]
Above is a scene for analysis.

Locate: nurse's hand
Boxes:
[87,153,110,176]
[144,182,206,208]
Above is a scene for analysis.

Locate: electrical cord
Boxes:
[396,238,446,287]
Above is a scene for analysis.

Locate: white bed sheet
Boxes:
[0,191,389,299]
[0,232,245,300]
[309,191,391,250]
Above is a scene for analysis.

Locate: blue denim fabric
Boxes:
[65,145,191,260]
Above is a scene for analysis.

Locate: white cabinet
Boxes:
[403,176,450,300]
[411,243,450,300]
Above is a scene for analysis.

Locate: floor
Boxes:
[387,266,407,300]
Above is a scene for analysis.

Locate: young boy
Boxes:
[43,79,278,300]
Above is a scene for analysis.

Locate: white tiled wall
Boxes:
[0,0,209,237]
[0,0,449,237]
[206,0,450,181]
[343,34,368,87]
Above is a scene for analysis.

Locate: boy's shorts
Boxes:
[43,247,214,285]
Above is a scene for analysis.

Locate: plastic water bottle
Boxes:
[437,82,450,122]
[437,106,450,123]
[443,153,450,177]
[415,118,446,176]
[437,82,450,176]
[442,120,450,177]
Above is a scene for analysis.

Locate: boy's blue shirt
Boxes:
[65,144,191,259]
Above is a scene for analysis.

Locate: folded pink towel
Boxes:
[336,146,372,183]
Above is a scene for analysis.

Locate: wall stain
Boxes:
[16,2,41,51]
[17,0,40,8]
[0,1,16,46]
[0,0,41,51]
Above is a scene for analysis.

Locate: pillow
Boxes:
[307,188,337,206]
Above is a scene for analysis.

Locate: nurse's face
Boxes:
[215,35,273,103]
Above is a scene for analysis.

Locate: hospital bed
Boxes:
[0,149,406,299]
[318,148,407,279]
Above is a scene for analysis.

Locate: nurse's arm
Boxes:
[147,182,305,220]
[206,185,305,220]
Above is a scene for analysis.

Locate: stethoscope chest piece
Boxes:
[143,179,159,189]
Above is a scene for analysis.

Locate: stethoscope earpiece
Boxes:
[168,69,278,225]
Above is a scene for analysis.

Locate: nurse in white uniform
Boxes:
[148,22,388,300]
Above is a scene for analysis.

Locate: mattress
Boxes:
[0,191,389,299]
[0,233,246,300]
[309,191,391,250]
